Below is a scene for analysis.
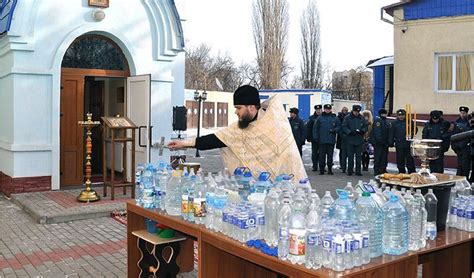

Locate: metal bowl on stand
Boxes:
[410,139,442,182]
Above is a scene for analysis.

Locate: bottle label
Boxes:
[238,218,249,229]
[193,198,206,217]
[323,236,332,251]
[247,215,256,228]
[352,239,359,251]
[181,195,189,213]
[307,233,319,246]
[457,208,465,217]
[345,240,352,253]
[450,206,457,215]
[257,214,265,226]
[289,230,306,256]
[279,227,289,240]
[142,189,154,205]
[362,236,369,248]
[333,237,345,254]
[465,210,474,220]
[222,212,229,223]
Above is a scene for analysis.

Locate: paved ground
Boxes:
[1,143,457,277]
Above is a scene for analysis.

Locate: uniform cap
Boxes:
[459,106,469,113]
[397,109,406,115]
[378,108,388,115]
[430,110,441,119]
[352,105,361,112]
[323,104,332,110]
[289,107,299,114]
[314,104,322,110]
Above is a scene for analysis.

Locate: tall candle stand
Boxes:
[77,113,101,202]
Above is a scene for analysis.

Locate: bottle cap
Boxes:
[362,191,371,197]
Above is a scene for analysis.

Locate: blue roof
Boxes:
[0,0,17,36]
[259,89,331,94]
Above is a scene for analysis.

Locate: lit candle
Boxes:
[408,104,411,139]
[405,104,409,138]
[413,111,417,138]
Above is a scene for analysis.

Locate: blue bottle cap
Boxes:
[258,172,271,181]
[244,171,253,178]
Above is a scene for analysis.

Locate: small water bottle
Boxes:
[135,164,144,206]
[465,196,474,232]
[424,189,438,240]
[278,198,292,260]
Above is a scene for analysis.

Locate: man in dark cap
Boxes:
[341,105,368,176]
[389,109,417,173]
[289,107,305,156]
[370,108,391,175]
[306,104,322,171]
[168,85,308,181]
[313,104,340,175]
[422,110,451,173]
[451,106,471,177]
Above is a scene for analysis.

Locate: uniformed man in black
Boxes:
[336,107,349,173]
[289,107,306,156]
[389,109,417,173]
[451,106,471,177]
[370,108,391,176]
[342,105,368,176]
[306,105,322,171]
[422,110,450,173]
[313,104,341,175]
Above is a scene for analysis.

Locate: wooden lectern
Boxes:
[101,116,137,200]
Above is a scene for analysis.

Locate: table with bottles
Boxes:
[128,164,474,277]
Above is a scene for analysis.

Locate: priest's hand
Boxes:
[167,140,186,150]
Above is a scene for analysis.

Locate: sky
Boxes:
[179,0,396,74]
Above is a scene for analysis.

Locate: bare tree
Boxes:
[300,0,323,89]
[252,0,290,89]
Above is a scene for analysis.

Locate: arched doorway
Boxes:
[60,34,130,187]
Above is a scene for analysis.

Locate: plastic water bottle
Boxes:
[305,196,321,269]
[446,186,458,228]
[456,196,467,230]
[321,221,335,269]
[288,195,307,265]
[213,183,228,232]
[372,187,387,208]
[360,225,370,264]
[193,175,206,225]
[135,164,144,206]
[255,172,271,193]
[264,188,280,247]
[413,189,427,248]
[406,191,423,251]
[355,191,383,258]
[141,164,155,209]
[280,175,295,193]
[424,189,438,240]
[237,207,249,242]
[278,198,292,260]
[465,196,474,232]
[381,195,408,255]
[159,164,171,210]
[342,225,353,270]
[154,163,163,210]
[344,182,355,200]
[240,171,254,201]
[332,225,345,271]
[165,170,182,216]
[320,191,335,220]
[331,190,354,221]
[297,178,312,194]
[351,224,362,267]
[205,174,216,229]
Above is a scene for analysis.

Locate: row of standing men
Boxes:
[288,104,473,182]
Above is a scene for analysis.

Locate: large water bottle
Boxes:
[141,164,155,209]
[331,190,355,221]
[381,194,408,255]
[424,189,438,240]
[297,178,312,194]
[278,198,292,260]
[288,195,307,265]
[320,191,335,220]
[305,195,321,270]
[372,187,387,208]
[240,171,254,201]
[406,191,423,251]
[280,175,295,193]
[135,164,145,206]
[165,170,182,216]
[355,191,383,258]
[264,187,280,247]
[465,196,474,232]
[255,172,271,194]
[193,175,206,225]
[413,189,427,248]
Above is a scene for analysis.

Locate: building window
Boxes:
[436,53,474,93]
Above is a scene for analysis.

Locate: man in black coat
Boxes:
[451,106,471,178]
[389,109,417,174]
[306,105,322,171]
[370,108,391,176]
[422,110,450,173]
[341,105,368,176]
[336,107,349,173]
[289,107,306,156]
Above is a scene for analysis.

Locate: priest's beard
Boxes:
[238,112,256,129]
